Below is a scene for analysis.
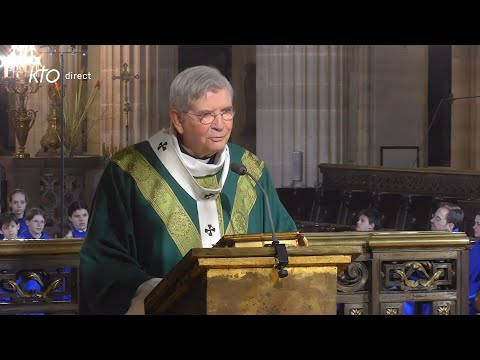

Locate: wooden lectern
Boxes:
[144,232,358,315]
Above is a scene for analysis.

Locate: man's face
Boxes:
[430,207,453,231]
[1,221,19,240]
[356,214,374,232]
[171,88,233,159]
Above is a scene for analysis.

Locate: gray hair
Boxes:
[169,65,233,112]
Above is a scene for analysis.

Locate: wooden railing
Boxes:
[319,163,480,198]
[0,239,82,315]
[0,231,472,315]
[306,230,472,315]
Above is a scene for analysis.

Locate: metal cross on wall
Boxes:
[112,63,140,146]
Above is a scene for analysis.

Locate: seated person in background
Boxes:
[337,208,381,314]
[469,212,480,314]
[0,212,24,240]
[430,202,463,232]
[404,202,465,315]
[355,208,383,231]
[19,208,51,240]
[8,189,28,235]
[64,201,89,239]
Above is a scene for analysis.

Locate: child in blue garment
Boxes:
[337,209,383,314]
[0,212,25,240]
[0,213,37,303]
[19,208,51,240]
[8,189,29,236]
[355,208,383,232]
[57,201,89,302]
[64,201,89,239]
[0,213,23,301]
[17,208,51,299]
[7,208,70,306]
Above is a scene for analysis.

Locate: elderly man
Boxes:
[79,65,296,315]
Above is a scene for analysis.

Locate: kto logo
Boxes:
[29,66,60,83]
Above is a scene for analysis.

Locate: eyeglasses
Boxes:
[183,108,235,125]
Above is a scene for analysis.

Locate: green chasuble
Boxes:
[79,140,296,315]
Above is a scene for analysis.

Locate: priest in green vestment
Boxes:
[79,65,297,315]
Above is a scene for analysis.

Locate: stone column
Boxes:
[230,45,256,153]
[256,45,346,187]
[451,45,480,170]
[89,45,177,156]
[344,45,374,166]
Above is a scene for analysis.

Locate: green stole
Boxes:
[111,141,264,257]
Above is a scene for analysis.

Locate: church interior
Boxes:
[0,44,478,315]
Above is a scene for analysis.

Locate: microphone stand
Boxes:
[412,95,450,168]
[230,162,289,278]
[413,94,480,168]
[244,172,289,279]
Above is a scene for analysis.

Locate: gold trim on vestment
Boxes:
[112,147,202,256]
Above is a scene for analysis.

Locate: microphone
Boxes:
[230,162,248,176]
[230,162,289,278]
